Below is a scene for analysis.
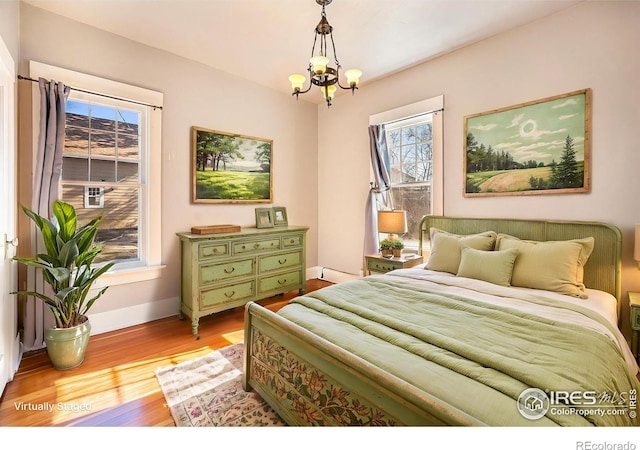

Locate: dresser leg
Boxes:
[299,288,306,295]
[191,319,199,336]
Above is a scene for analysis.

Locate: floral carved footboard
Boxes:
[250,329,396,426]
[243,302,481,426]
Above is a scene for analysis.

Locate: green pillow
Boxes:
[456,247,519,287]
[426,228,497,274]
[495,233,595,298]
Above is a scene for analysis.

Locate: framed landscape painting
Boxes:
[191,126,273,203]
[464,89,591,197]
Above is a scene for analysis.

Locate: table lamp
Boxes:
[377,210,408,242]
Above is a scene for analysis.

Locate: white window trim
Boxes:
[369,95,444,215]
[29,61,165,286]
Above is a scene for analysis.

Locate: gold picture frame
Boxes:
[464,89,591,197]
[191,126,273,203]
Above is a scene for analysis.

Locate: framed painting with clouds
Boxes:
[463,89,591,197]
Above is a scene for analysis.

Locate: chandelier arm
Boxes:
[297,78,314,95]
[336,79,352,90]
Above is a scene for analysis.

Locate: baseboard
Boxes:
[317,267,359,284]
[88,270,325,335]
[87,296,180,336]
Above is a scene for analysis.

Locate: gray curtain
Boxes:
[22,78,70,351]
[363,124,392,258]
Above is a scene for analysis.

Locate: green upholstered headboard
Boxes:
[419,215,622,319]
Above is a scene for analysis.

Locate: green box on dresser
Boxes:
[177,226,308,335]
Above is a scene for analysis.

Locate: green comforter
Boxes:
[278,274,640,426]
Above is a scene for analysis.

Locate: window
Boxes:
[84,186,104,209]
[370,96,444,250]
[63,99,143,263]
[30,61,164,285]
[385,114,433,246]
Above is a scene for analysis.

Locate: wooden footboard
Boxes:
[243,301,485,426]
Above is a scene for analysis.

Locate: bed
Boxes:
[243,216,640,426]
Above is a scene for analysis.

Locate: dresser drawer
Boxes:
[259,251,302,273]
[177,226,308,335]
[198,242,229,260]
[200,258,255,284]
[282,234,303,248]
[200,280,255,309]
[259,270,301,293]
[632,307,640,331]
[367,259,400,273]
[233,238,281,255]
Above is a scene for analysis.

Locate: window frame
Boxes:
[29,61,165,286]
[369,96,444,248]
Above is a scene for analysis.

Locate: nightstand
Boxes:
[629,292,640,362]
[365,254,424,275]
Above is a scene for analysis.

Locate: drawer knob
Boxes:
[224,267,235,274]
[290,239,295,243]
[278,279,287,285]
[278,258,287,265]
[224,290,235,298]
[254,243,260,249]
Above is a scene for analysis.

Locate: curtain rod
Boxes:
[17,75,163,110]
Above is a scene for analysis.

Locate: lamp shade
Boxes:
[345,68,362,86]
[321,84,337,100]
[378,210,408,235]
[635,224,640,262]
[289,74,306,91]
[310,55,329,74]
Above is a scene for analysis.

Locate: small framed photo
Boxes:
[255,207,274,228]
[273,207,288,227]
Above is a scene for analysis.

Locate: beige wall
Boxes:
[0,0,20,66]
[317,1,640,338]
[18,3,319,324]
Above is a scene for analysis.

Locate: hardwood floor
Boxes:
[0,279,333,427]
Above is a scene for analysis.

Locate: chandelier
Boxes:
[288,0,362,108]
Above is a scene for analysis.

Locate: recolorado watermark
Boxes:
[517,387,637,421]
[576,443,636,450]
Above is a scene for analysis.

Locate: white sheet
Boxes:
[387,267,639,375]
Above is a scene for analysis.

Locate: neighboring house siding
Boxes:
[62,111,140,231]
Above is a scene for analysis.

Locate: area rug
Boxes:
[155,343,285,426]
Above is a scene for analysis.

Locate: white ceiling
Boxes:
[23,0,581,104]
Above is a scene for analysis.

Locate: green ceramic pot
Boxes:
[44,319,91,370]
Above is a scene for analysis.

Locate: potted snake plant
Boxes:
[13,200,114,369]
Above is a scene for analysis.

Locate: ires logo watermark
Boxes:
[517,388,637,420]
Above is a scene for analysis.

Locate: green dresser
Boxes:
[177,226,308,335]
